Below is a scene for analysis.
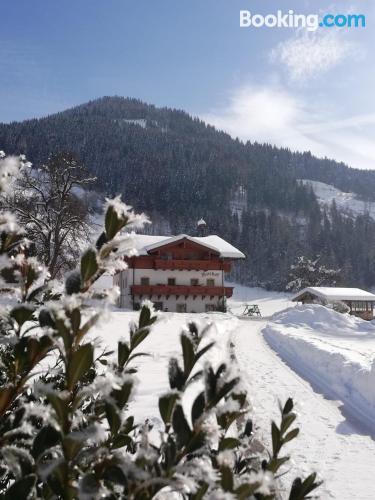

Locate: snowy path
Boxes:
[234,319,375,500]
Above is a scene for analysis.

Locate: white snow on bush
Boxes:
[263,304,375,429]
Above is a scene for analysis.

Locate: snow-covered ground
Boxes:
[300,179,375,220]
[94,285,375,499]
[264,304,375,430]
[92,309,239,424]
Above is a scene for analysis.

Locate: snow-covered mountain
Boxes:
[300,179,375,220]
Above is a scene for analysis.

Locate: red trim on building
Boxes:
[131,284,234,298]
[125,256,231,272]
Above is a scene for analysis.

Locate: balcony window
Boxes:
[206,279,215,286]
[191,278,199,286]
[176,303,187,313]
[140,277,150,286]
[168,278,176,286]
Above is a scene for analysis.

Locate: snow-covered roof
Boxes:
[127,234,245,259]
[292,287,375,302]
[197,218,206,226]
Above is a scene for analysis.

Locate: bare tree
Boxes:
[2,153,95,278]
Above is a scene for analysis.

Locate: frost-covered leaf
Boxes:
[10,304,35,327]
[3,473,36,500]
[159,391,179,425]
[172,404,192,448]
[81,247,98,283]
[32,425,60,459]
[67,343,94,389]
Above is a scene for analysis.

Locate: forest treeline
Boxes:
[1,96,375,289]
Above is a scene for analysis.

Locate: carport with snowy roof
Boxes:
[292,287,375,320]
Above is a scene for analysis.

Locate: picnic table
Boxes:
[242,304,261,317]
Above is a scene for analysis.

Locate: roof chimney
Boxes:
[197,218,207,236]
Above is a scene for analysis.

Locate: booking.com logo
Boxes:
[240,10,366,31]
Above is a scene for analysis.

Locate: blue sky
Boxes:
[1,0,375,169]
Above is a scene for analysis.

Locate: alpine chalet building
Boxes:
[114,232,245,313]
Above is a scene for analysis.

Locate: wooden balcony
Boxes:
[131,284,234,298]
[154,259,231,272]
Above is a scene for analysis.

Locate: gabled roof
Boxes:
[292,287,375,302]
[127,234,245,259]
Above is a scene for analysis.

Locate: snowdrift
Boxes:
[263,305,375,429]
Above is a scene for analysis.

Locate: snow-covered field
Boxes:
[300,179,375,220]
[94,285,375,499]
[92,309,239,423]
[264,305,375,430]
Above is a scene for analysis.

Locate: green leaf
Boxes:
[112,433,132,449]
[122,416,135,434]
[27,284,46,302]
[65,270,82,295]
[105,204,128,240]
[235,483,261,499]
[32,425,60,459]
[283,397,294,415]
[191,392,205,425]
[0,386,14,415]
[63,435,82,461]
[172,404,192,448]
[159,392,179,425]
[289,473,322,500]
[4,474,36,500]
[181,333,195,376]
[130,327,150,350]
[96,231,108,250]
[169,358,186,390]
[218,437,241,451]
[127,352,150,364]
[195,342,215,363]
[70,308,81,335]
[46,393,68,424]
[10,304,35,327]
[138,305,151,328]
[105,402,121,435]
[67,344,94,389]
[283,427,299,444]
[77,313,100,344]
[185,430,206,454]
[112,380,133,408]
[39,308,55,328]
[267,456,290,474]
[118,341,130,367]
[220,465,233,492]
[271,421,281,456]
[81,247,98,283]
[281,412,296,435]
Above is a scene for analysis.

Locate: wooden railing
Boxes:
[154,259,231,272]
[131,284,234,298]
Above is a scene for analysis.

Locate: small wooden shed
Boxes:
[292,287,375,320]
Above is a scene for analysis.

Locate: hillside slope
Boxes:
[1,96,375,289]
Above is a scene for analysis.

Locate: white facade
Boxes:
[113,233,245,313]
[114,267,225,312]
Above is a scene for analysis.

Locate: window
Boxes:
[140,277,150,286]
[153,302,164,311]
[177,303,187,313]
[191,278,199,286]
[205,304,216,312]
[206,278,215,286]
[168,277,176,285]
